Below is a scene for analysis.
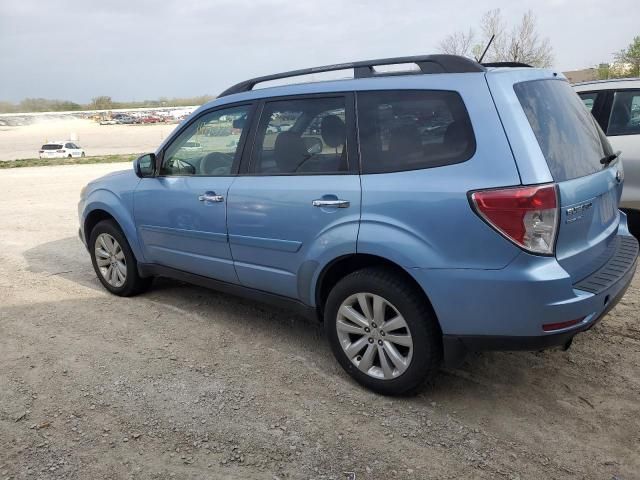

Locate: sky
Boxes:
[0,0,638,103]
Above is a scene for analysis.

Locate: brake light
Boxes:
[471,184,558,255]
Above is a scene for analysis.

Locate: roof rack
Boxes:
[218,54,485,97]
[482,62,532,68]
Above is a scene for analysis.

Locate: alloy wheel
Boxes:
[336,292,413,380]
[94,233,127,288]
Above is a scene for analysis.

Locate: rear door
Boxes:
[488,71,622,281]
[226,94,360,302]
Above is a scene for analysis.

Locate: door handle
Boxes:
[312,199,350,208]
[198,191,224,203]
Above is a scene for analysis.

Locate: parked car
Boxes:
[113,115,136,125]
[78,55,638,395]
[141,115,164,124]
[40,141,85,159]
[99,119,117,125]
[574,78,640,238]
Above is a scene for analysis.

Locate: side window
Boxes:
[357,90,475,174]
[251,97,347,174]
[607,90,640,136]
[161,105,250,176]
[65,143,73,149]
[578,92,599,112]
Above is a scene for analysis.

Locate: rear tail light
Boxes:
[542,318,584,332]
[39,150,44,153]
[471,184,558,255]
[57,149,65,153]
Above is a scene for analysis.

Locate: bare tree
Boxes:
[438,28,475,57]
[501,11,553,67]
[437,9,554,68]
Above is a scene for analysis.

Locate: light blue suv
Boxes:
[78,55,638,395]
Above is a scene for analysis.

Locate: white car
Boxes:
[39,141,86,159]
[574,78,640,237]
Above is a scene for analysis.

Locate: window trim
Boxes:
[604,88,640,137]
[239,92,358,176]
[156,101,256,178]
[355,89,477,175]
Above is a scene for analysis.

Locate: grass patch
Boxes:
[0,153,140,169]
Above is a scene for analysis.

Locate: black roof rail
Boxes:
[218,54,485,97]
[482,62,532,68]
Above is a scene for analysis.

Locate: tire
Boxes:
[81,152,86,157]
[89,219,152,296]
[324,267,442,395]
[68,154,73,158]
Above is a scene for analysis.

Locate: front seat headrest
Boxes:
[273,131,308,172]
[321,115,346,148]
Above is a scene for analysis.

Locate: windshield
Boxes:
[514,79,614,182]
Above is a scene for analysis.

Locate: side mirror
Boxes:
[134,153,155,178]
[303,137,323,155]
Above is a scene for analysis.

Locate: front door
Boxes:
[227,94,361,301]
[134,104,253,283]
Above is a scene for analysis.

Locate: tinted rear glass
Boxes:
[357,90,475,174]
[42,144,63,150]
[514,79,613,182]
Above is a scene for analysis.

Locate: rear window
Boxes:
[514,79,613,182]
[357,90,475,174]
[42,144,63,150]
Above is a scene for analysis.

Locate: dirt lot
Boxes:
[1,163,639,480]
[0,119,177,161]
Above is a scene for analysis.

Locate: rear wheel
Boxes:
[81,152,85,157]
[324,267,442,395]
[68,154,72,158]
[89,220,151,296]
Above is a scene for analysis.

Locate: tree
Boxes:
[614,36,640,78]
[438,29,475,57]
[438,9,554,68]
[91,96,113,110]
[598,63,611,80]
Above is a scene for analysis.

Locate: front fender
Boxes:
[83,188,145,262]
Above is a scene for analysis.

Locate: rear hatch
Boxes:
[487,69,623,281]
[41,144,64,157]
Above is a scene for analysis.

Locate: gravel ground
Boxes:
[1,163,639,480]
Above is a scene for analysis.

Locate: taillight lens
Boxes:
[471,184,558,255]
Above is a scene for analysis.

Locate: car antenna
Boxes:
[476,34,495,63]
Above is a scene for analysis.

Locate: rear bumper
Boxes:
[411,227,638,365]
[443,254,635,356]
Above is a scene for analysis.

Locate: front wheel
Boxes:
[89,219,151,296]
[324,268,442,395]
